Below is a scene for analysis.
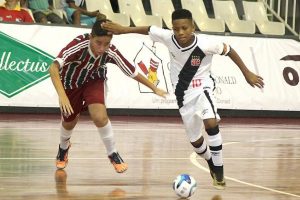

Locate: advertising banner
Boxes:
[0,23,299,111]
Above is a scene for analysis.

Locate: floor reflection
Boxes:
[211,194,222,200]
[55,169,127,200]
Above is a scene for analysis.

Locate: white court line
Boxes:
[226,138,300,144]
[247,138,300,142]
[0,157,190,160]
[0,127,299,133]
[190,153,300,198]
[0,157,300,160]
[0,127,184,131]
[189,137,300,198]
[1,138,300,160]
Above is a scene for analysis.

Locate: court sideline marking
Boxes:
[189,138,300,198]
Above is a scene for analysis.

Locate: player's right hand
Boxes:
[244,71,264,89]
[59,95,74,116]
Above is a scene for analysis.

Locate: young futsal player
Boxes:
[49,19,167,173]
[102,9,264,188]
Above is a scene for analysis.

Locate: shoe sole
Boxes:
[113,164,128,173]
[56,160,68,169]
[213,180,226,190]
[213,184,226,190]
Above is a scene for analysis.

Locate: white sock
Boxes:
[60,125,72,150]
[194,139,212,160]
[208,133,223,166]
[97,120,116,156]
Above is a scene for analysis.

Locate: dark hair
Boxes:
[91,19,112,37]
[171,9,193,21]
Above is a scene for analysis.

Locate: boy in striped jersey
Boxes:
[102,9,264,188]
[49,19,167,173]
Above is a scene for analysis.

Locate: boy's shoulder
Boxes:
[73,33,89,42]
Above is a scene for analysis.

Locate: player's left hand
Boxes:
[245,71,264,88]
[153,88,168,98]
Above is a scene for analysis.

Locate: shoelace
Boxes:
[110,153,122,164]
[58,148,68,161]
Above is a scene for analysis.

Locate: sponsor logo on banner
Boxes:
[280,55,300,86]
[0,31,54,98]
[133,42,169,93]
[214,76,237,105]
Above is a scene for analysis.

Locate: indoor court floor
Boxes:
[0,113,299,200]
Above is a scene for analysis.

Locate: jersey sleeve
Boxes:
[106,44,138,78]
[199,35,225,55]
[148,26,172,45]
[55,35,86,68]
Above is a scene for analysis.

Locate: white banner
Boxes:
[0,23,299,111]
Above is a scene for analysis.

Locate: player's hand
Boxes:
[59,95,74,116]
[244,71,264,88]
[153,88,168,98]
[101,21,125,35]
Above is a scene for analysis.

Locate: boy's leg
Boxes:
[198,90,226,189]
[56,118,79,169]
[85,80,127,173]
[206,124,223,167]
[205,123,226,189]
[202,89,226,189]
[56,88,82,169]
[56,125,73,169]
[179,101,214,177]
[89,104,128,173]
[99,122,128,173]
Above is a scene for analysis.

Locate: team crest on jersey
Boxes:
[191,56,201,66]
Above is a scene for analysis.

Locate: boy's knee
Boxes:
[72,10,81,19]
[93,115,109,127]
[206,125,219,136]
[191,136,204,148]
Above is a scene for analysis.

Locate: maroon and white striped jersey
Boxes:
[55,33,138,89]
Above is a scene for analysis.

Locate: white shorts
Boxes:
[179,89,220,143]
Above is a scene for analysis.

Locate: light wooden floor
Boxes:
[0,114,299,200]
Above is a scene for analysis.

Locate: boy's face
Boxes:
[172,19,195,47]
[90,35,112,57]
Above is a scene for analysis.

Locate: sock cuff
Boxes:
[98,120,113,138]
[60,125,73,137]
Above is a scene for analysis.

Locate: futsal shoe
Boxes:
[212,165,226,190]
[56,144,71,169]
[108,152,128,173]
[206,159,226,189]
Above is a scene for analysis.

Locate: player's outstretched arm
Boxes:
[227,47,264,89]
[49,61,74,115]
[133,73,168,98]
[102,21,150,35]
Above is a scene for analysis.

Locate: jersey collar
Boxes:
[172,33,197,52]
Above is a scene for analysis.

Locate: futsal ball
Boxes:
[173,174,197,198]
